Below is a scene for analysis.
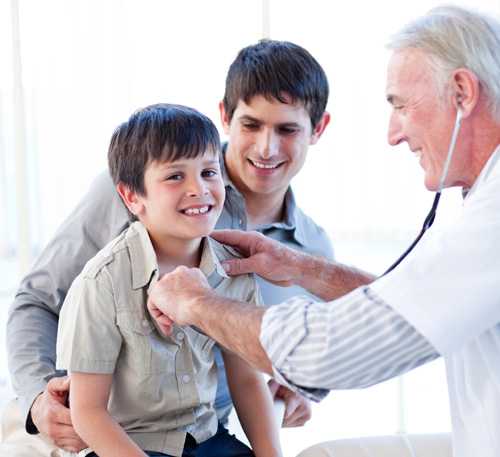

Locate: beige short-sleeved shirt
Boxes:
[56,221,260,456]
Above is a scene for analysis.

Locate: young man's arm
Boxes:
[70,372,146,457]
[222,351,282,457]
[6,172,129,448]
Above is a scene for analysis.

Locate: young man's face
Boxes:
[220,95,328,200]
[131,150,225,243]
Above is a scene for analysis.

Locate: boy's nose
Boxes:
[186,177,208,197]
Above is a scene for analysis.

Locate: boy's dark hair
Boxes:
[223,39,329,128]
[108,103,220,195]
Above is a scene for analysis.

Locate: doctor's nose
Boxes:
[255,130,280,159]
[388,113,405,146]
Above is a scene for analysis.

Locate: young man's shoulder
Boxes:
[292,205,334,261]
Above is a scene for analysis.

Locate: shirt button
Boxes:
[142,319,149,328]
[182,374,191,384]
[176,332,185,342]
[239,219,243,226]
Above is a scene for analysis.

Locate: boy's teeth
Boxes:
[184,206,210,215]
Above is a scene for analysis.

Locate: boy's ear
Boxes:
[219,101,231,135]
[310,112,331,145]
[116,182,144,217]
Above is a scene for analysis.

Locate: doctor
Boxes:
[147,6,500,457]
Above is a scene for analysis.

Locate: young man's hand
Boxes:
[30,376,87,452]
[268,379,312,427]
[211,230,302,286]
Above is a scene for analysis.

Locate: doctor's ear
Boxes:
[450,68,480,118]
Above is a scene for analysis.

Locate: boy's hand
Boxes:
[31,376,87,452]
[268,379,312,427]
[147,266,214,334]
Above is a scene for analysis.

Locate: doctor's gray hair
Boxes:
[387,5,500,121]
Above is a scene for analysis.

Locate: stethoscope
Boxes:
[383,106,463,275]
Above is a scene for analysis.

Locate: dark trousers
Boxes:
[88,423,254,457]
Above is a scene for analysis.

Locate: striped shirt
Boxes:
[260,286,438,401]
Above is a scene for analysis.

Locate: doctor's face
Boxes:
[386,49,464,190]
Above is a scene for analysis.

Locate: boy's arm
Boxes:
[7,171,130,440]
[222,351,282,457]
[70,372,146,457]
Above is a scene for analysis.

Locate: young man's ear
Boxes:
[219,101,231,135]
[310,112,331,145]
[116,182,144,217]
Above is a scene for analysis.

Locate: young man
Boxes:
[6,40,332,454]
[56,103,281,457]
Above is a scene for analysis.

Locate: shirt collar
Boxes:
[220,142,306,246]
[464,144,500,202]
[125,221,228,291]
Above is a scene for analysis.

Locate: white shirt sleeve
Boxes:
[260,286,438,400]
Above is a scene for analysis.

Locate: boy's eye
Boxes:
[202,169,218,178]
[166,173,183,181]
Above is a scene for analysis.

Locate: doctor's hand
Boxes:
[147,266,214,335]
[211,230,303,287]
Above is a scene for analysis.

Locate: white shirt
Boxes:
[371,145,500,457]
[261,146,500,457]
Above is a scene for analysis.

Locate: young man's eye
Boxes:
[166,173,182,181]
[242,123,259,131]
[278,126,298,135]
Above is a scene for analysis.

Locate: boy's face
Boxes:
[220,94,328,201]
[130,150,225,242]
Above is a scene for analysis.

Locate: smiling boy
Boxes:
[7,39,333,454]
[56,104,281,457]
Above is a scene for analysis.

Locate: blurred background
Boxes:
[1,0,499,454]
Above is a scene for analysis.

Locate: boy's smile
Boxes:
[130,150,225,251]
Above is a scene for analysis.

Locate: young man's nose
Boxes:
[255,129,280,159]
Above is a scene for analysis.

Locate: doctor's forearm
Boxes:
[294,253,375,301]
[191,295,273,375]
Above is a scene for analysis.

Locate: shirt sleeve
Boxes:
[260,286,439,401]
[6,171,130,430]
[57,269,122,374]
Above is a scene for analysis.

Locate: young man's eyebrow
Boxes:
[238,114,301,128]
[238,114,260,123]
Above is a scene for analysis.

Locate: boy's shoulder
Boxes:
[80,227,132,280]
[207,237,262,306]
[207,236,245,262]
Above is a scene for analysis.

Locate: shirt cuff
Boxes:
[260,297,329,403]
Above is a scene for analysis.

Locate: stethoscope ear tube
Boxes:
[382,108,462,276]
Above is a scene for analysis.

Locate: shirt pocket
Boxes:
[116,311,177,375]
